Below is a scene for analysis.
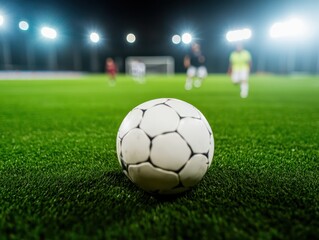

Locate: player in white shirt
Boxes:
[130,60,146,83]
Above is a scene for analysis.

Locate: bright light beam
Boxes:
[0,15,4,26]
[181,33,192,44]
[172,34,181,44]
[19,21,29,31]
[226,28,252,42]
[41,27,57,39]
[90,32,100,43]
[270,18,310,39]
[126,33,136,43]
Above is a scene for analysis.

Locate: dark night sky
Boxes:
[1,0,318,72]
[4,0,318,41]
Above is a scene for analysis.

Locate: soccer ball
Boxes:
[116,98,214,195]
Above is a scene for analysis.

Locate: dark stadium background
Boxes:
[1,0,318,73]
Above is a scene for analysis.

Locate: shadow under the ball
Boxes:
[104,170,199,203]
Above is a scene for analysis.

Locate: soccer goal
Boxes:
[125,56,175,75]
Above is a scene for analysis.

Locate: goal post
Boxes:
[125,56,175,75]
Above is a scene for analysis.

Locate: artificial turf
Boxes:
[0,74,318,239]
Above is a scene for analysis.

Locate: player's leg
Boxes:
[136,65,142,83]
[231,70,240,85]
[131,66,136,81]
[194,66,207,88]
[185,66,196,90]
[109,71,116,86]
[239,70,249,98]
[138,64,146,83]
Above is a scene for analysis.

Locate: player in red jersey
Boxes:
[105,58,117,86]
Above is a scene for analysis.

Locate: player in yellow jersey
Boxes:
[228,43,252,98]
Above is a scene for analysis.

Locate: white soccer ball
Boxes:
[116,98,214,195]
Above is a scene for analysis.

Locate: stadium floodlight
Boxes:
[41,27,57,39]
[269,18,310,39]
[90,32,100,43]
[181,33,192,44]
[126,33,136,43]
[0,15,4,26]
[172,34,181,44]
[226,28,252,42]
[19,21,29,31]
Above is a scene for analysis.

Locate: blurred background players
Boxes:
[106,57,117,86]
[184,42,207,90]
[130,59,146,83]
[228,43,252,98]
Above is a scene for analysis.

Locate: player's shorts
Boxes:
[197,66,207,78]
[187,66,207,78]
[107,69,116,76]
[231,69,249,83]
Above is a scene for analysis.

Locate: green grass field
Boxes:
[0,74,318,239]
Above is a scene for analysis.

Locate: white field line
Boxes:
[0,71,87,80]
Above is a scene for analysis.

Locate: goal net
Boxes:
[125,56,175,75]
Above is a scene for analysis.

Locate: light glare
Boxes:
[126,33,136,43]
[90,32,100,43]
[181,33,192,44]
[41,27,57,39]
[0,15,3,26]
[270,18,309,39]
[19,21,29,31]
[172,34,181,44]
[226,28,252,42]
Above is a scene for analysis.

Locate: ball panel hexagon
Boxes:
[116,136,122,165]
[121,128,150,164]
[178,117,211,153]
[151,133,191,171]
[208,135,215,167]
[128,162,179,192]
[135,98,168,110]
[179,154,208,187]
[166,99,201,118]
[199,111,213,134]
[118,109,143,139]
[140,105,180,138]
